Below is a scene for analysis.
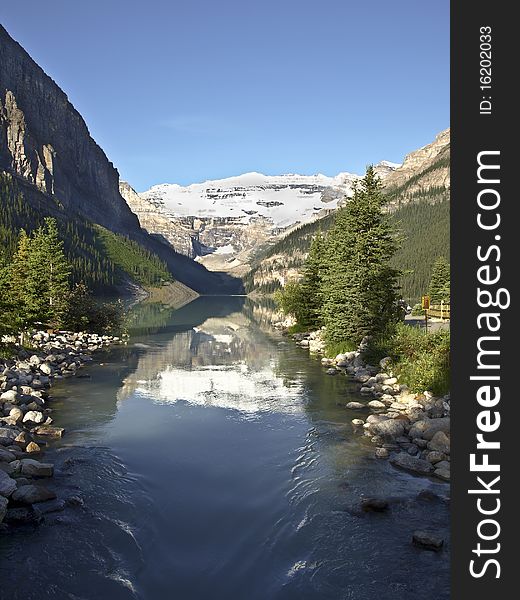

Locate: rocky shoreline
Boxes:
[0,330,124,527]
[289,329,451,484]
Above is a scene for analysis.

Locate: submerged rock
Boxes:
[389,452,434,475]
[361,497,389,512]
[11,484,57,505]
[412,530,444,551]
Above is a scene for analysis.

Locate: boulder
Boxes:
[0,448,15,462]
[371,420,405,439]
[351,419,365,426]
[0,470,17,497]
[346,402,366,410]
[8,407,23,423]
[23,410,45,424]
[0,390,19,403]
[426,451,446,464]
[390,452,434,475]
[368,400,386,410]
[11,484,56,505]
[434,467,451,481]
[39,363,53,376]
[20,459,54,477]
[428,431,451,454]
[422,417,450,441]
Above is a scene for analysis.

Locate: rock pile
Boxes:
[291,330,451,483]
[0,330,123,526]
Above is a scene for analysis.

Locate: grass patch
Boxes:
[324,339,358,358]
[287,323,311,334]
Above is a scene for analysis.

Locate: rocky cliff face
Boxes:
[0,25,140,234]
[383,128,450,206]
[0,25,242,294]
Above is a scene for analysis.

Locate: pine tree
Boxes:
[428,255,450,303]
[29,218,71,326]
[320,166,401,346]
[7,230,35,332]
[296,231,326,328]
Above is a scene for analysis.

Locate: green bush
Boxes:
[365,323,450,395]
[411,303,424,316]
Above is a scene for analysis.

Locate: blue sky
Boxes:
[1,0,449,190]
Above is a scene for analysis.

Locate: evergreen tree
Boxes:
[428,255,451,303]
[0,260,18,336]
[320,166,401,346]
[7,230,35,332]
[275,231,327,329]
[24,218,71,326]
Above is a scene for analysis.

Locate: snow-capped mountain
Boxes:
[140,171,358,228]
[120,162,399,275]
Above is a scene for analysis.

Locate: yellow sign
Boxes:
[421,295,430,310]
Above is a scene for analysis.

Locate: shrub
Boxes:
[364,323,450,395]
[411,303,424,316]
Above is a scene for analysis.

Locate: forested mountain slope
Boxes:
[244,130,450,303]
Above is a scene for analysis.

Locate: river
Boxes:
[0,296,450,600]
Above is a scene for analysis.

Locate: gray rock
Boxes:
[20,459,54,477]
[0,469,17,497]
[390,452,434,475]
[428,431,450,454]
[379,356,392,370]
[375,447,389,459]
[412,438,428,449]
[422,417,450,441]
[368,400,386,409]
[366,414,389,424]
[434,467,451,481]
[351,419,365,426]
[426,451,446,464]
[371,419,405,439]
[0,428,20,441]
[11,484,57,505]
[346,402,366,410]
[0,448,15,462]
[412,530,444,551]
